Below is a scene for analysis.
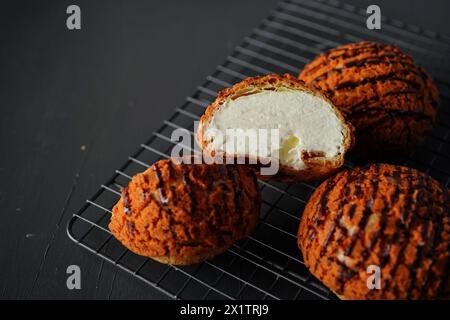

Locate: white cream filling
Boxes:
[203,90,345,169]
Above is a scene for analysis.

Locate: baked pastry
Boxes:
[197,74,353,182]
[109,158,261,265]
[298,163,450,299]
[299,41,439,157]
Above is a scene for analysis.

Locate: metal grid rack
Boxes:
[67,0,450,300]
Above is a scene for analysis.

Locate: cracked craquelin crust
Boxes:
[298,163,450,300]
[299,41,439,157]
[196,73,354,182]
[109,158,261,265]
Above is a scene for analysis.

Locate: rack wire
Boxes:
[67,0,450,300]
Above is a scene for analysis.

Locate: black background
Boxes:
[1,0,449,299]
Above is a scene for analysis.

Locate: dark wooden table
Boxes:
[1,0,449,299]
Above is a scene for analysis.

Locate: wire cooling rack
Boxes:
[67,0,450,300]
